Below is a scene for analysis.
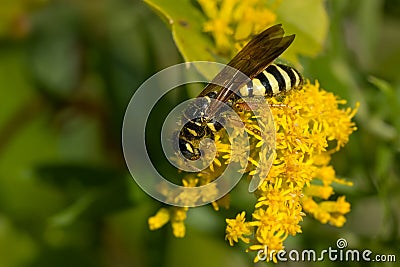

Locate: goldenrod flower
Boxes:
[148,207,188,237]
[148,208,170,230]
[222,81,358,262]
[198,0,280,56]
[225,211,252,246]
[149,80,358,264]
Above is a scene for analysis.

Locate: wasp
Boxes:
[178,24,303,160]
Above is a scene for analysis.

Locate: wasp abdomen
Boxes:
[238,63,302,98]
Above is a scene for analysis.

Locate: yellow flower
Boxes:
[148,208,170,230]
[304,184,334,199]
[220,81,357,259]
[170,207,188,237]
[151,79,358,261]
[225,211,252,246]
[248,225,287,263]
[198,0,280,56]
[148,207,188,238]
[301,195,351,227]
[171,221,186,238]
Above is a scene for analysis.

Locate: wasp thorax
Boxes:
[181,117,209,140]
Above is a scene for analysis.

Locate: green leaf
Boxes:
[48,192,98,227]
[144,0,215,61]
[276,0,329,65]
[145,0,328,69]
[144,0,235,79]
[368,76,394,96]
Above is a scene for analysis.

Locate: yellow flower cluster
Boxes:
[148,207,188,238]
[197,0,281,56]
[148,82,358,263]
[224,81,358,262]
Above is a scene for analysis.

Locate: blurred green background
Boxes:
[0,0,399,266]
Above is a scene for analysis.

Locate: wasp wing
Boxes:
[198,24,295,104]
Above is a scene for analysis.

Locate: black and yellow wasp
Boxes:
[179,24,303,160]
